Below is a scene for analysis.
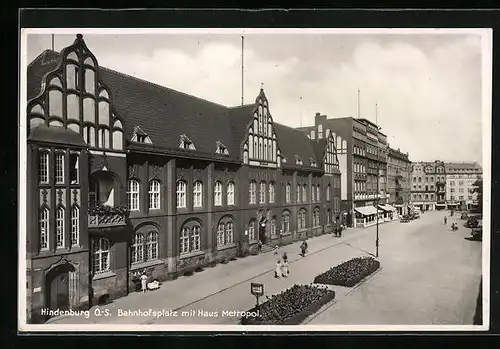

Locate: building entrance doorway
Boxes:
[45,263,75,314]
[259,218,268,244]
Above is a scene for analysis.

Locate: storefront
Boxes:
[354,205,384,228]
[378,204,398,221]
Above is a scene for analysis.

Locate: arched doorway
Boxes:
[45,262,76,312]
[258,216,268,244]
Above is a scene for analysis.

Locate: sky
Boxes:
[26,31,486,164]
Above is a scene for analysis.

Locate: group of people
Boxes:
[333,224,345,237]
[275,252,290,278]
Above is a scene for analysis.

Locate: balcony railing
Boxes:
[88,205,128,228]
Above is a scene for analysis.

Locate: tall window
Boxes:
[282,212,290,233]
[249,181,257,204]
[225,222,234,244]
[55,152,65,184]
[92,238,110,274]
[146,231,159,260]
[316,185,320,202]
[180,227,190,254]
[39,152,49,184]
[269,182,275,203]
[302,185,307,203]
[311,186,315,202]
[217,223,225,246]
[148,180,160,210]
[191,226,201,251]
[69,153,79,184]
[313,209,320,227]
[176,181,187,208]
[56,207,65,248]
[131,233,144,264]
[327,209,331,224]
[127,180,140,211]
[260,182,266,204]
[214,181,222,206]
[296,185,301,203]
[71,206,79,246]
[298,210,306,230]
[227,182,235,206]
[248,220,256,240]
[326,185,331,201]
[39,207,49,250]
[285,183,291,203]
[270,218,276,236]
[193,181,203,208]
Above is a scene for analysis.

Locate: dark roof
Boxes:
[273,123,318,170]
[28,125,86,147]
[27,39,318,169]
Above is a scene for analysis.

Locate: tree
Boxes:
[471,179,483,213]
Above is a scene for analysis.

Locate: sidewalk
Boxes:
[47,225,373,324]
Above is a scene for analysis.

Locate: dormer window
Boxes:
[295,156,303,165]
[131,126,152,144]
[215,141,229,155]
[179,134,196,150]
[310,158,317,167]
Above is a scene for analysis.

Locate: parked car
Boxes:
[461,212,468,220]
[471,228,482,241]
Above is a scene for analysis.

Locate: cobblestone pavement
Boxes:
[46,211,482,326]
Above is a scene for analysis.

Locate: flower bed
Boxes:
[313,257,380,287]
[240,284,335,325]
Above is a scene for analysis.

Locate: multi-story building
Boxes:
[387,147,412,216]
[25,34,343,323]
[445,162,482,211]
[298,114,392,228]
[410,161,447,211]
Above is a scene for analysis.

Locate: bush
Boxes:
[194,267,204,273]
[240,284,335,325]
[229,256,237,261]
[314,257,380,287]
[183,270,194,277]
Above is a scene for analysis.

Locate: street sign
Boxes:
[251,282,264,296]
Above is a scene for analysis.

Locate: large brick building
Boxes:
[24,34,343,323]
[298,114,402,228]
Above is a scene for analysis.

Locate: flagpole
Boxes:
[376,103,380,258]
[241,36,244,106]
[300,96,303,127]
[357,89,360,118]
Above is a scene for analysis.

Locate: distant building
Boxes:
[410,161,446,211]
[387,147,412,216]
[444,162,482,211]
[298,114,392,228]
[25,34,343,323]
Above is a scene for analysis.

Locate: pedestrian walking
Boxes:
[281,259,290,277]
[140,272,148,293]
[300,241,307,257]
[282,252,288,263]
[257,239,262,253]
[273,244,279,255]
[444,216,447,225]
[274,260,282,278]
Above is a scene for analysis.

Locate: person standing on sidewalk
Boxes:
[140,272,148,293]
[257,239,262,253]
[281,258,289,277]
[275,260,282,278]
[444,216,447,225]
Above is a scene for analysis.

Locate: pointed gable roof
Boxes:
[273,123,319,171]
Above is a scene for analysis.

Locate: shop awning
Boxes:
[377,204,396,212]
[354,205,378,216]
[384,204,397,211]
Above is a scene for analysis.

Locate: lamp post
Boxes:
[375,103,380,258]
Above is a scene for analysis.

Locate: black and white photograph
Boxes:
[18,27,492,332]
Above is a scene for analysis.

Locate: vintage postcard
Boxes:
[18,27,492,332]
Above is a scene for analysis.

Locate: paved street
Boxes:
[47,211,482,326]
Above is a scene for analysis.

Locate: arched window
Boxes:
[296,185,301,203]
[39,207,49,250]
[249,181,256,204]
[66,63,78,90]
[214,181,222,206]
[191,225,201,251]
[55,152,65,184]
[176,181,187,208]
[298,210,306,230]
[225,222,234,244]
[282,211,290,233]
[264,142,268,161]
[193,181,203,208]
[148,180,161,210]
[83,98,95,124]
[326,184,331,201]
[112,130,123,150]
[67,93,79,121]
[269,182,275,203]
[311,186,315,202]
[316,185,320,202]
[92,238,110,274]
[227,182,235,206]
[83,125,96,147]
[253,138,258,159]
[313,208,320,227]
[259,182,266,204]
[268,139,272,161]
[131,233,144,264]
[71,206,80,246]
[127,179,140,211]
[48,90,63,119]
[249,135,253,158]
[302,185,307,203]
[248,220,256,240]
[318,124,323,139]
[147,230,159,260]
[217,223,225,246]
[85,68,95,95]
[99,101,109,126]
[272,140,277,162]
[285,183,291,203]
[39,151,49,184]
[180,227,190,254]
[259,138,263,160]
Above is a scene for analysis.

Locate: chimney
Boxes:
[315,112,327,125]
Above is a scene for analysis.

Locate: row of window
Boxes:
[39,151,79,185]
[449,196,473,201]
[39,206,80,251]
[353,162,366,174]
[412,176,446,183]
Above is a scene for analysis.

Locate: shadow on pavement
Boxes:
[473,279,482,325]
